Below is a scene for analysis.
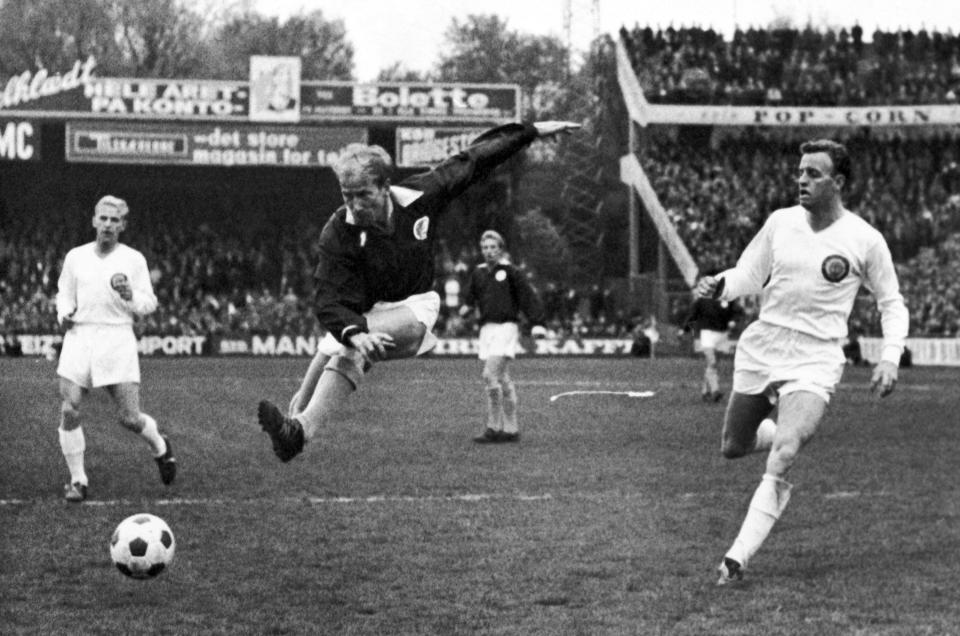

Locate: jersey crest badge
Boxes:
[821,254,850,282]
[413,216,430,240]
[495,269,508,282]
[109,273,129,291]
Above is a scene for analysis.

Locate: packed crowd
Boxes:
[0,212,638,342]
[621,24,960,105]
[643,128,960,335]
[855,232,960,337]
[3,192,959,342]
[4,132,960,340]
[0,214,316,338]
[643,129,960,274]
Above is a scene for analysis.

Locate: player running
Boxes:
[696,139,908,584]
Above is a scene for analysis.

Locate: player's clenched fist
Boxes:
[695,275,720,299]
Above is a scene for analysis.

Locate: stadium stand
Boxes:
[3,25,960,342]
[621,24,960,105]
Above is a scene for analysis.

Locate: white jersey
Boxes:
[718,206,908,365]
[56,242,158,326]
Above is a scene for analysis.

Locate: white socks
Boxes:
[501,382,518,434]
[726,473,793,567]
[60,413,166,486]
[485,386,503,431]
[139,413,167,457]
[705,365,719,393]
[59,427,88,486]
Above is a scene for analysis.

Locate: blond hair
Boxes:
[95,195,129,218]
[480,229,505,249]
[333,143,393,186]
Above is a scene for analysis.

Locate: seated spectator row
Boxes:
[620,24,960,105]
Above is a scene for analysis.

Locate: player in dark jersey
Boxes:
[257,120,580,461]
[684,288,743,402]
[460,230,544,443]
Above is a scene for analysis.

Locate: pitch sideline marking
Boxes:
[0,490,895,507]
[402,377,939,393]
[0,493,557,507]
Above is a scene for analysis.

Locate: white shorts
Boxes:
[57,323,140,388]
[317,291,441,357]
[478,322,520,361]
[699,329,726,350]
[733,321,845,404]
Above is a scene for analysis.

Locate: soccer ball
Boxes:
[109,513,176,579]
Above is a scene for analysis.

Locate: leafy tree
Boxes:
[0,0,118,76]
[513,208,572,283]
[376,62,432,82]
[0,0,211,77]
[433,14,621,285]
[435,14,568,120]
[208,9,354,80]
[110,0,209,77]
[0,1,354,80]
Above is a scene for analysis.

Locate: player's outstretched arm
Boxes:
[533,121,582,139]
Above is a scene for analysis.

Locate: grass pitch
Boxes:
[2,356,959,634]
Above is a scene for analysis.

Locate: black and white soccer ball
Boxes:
[109,513,175,579]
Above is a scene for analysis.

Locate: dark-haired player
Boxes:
[696,139,908,584]
[684,282,743,402]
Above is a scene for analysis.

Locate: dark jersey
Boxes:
[686,297,742,333]
[462,261,544,325]
[313,123,539,343]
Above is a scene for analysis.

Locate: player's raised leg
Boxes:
[58,378,89,502]
[297,304,427,435]
[288,351,331,417]
[258,303,430,462]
